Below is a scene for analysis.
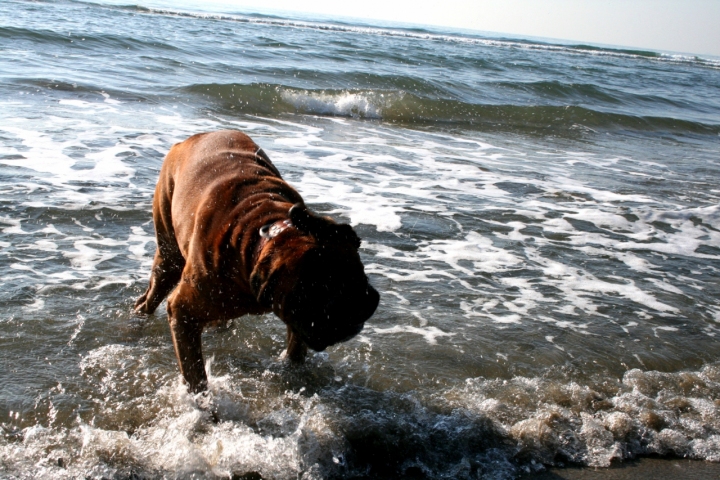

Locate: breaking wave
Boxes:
[4,351,720,479]
[184,83,720,135]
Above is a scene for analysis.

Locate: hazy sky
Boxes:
[192,0,720,57]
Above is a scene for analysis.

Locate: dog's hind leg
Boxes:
[135,181,185,315]
[135,191,185,315]
[134,246,184,315]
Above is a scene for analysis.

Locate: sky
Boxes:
[184,0,720,57]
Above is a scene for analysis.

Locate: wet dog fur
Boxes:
[135,130,379,392]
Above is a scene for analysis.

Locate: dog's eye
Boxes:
[259,224,271,238]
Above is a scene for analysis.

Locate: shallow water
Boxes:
[1,0,720,478]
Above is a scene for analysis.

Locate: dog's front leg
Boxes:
[167,304,207,393]
[285,325,308,363]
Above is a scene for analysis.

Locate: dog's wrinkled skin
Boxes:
[135,130,379,393]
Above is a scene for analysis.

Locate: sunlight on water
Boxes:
[1,0,720,477]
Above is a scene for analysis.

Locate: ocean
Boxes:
[1,0,720,478]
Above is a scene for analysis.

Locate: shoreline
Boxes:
[523,457,720,479]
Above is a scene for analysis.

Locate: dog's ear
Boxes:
[289,203,361,249]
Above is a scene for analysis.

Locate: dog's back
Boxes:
[135,130,301,317]
[156,131,302,262]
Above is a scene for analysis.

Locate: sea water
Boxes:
[1,0,720,478]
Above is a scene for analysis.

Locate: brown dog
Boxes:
[135,130,379,392]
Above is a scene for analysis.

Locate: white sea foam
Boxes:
[2,111,717,336]
[35,345,346,478]
[0,126,136,208]
[2,91,719,477]
[0,217,29,235]
[127,225,155,265]
[64,238,124,271]
[23,298,45,312]
[444,365,720,467]
[372,325,455,345]
[8,349,720,479]
[270,153,406,231]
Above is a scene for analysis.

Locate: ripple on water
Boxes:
[1,64,720,478]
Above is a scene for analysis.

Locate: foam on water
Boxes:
[3,106,718,329]
[0,125,134,188]
[3,108,719,274]
[1,79,720,477]
[446,365,720,467]
[5,340,720,478]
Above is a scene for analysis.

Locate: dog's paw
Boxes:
[133,295,152,315]
[134,290,163,315]
[280,349,307,364]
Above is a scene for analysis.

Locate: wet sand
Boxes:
[524,458,720,479]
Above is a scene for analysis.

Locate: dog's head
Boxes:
[250,204,379,351]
